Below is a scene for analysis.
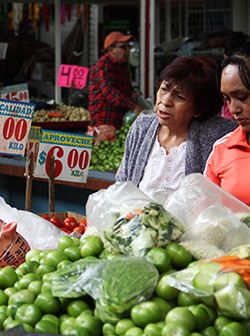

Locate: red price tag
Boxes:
[25,126,41,166]
[57,64,89,89]
[3,117,27,141]
[0,99,34,156]
[26,141,40,162]
[45,146,90,178]
[34,130,93,183]
[3,91,29,102]
[0,83,29,102]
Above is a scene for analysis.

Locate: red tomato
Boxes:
[50,216,63,228]
[63,217,78,231]
[73,226,85,235]
[79,217,87,228]
[61,227,71,234]
[41,214,50,221]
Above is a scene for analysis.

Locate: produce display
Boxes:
[1,177,250,336]
[0,233,250,335]
[41,214,87,236]
[32,104,90,122]
[89,123,130,172]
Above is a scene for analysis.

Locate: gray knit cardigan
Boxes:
[116,113,237,186]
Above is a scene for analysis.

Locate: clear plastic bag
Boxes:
[166,257,250,319]
[86,182,184,256]
[166,174,250,255]
[86,182,151,238]
[0,197,65,250]
[51,256,159,323]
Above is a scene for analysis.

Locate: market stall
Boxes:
[0,174,250,335]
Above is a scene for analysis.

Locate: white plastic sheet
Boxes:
[166,173,250,252]
[0,197,65,250]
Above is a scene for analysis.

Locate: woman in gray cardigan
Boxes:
[116,56,237,197]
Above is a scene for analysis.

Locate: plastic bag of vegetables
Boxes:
[51,256,159,323]
[86,182,185,256]
[166,173,250,259]
[166,255,250,319]
[104,202,184,256]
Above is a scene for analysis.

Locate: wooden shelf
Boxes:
[0,156,115,191]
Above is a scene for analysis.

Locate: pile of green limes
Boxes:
[89,123,131,172]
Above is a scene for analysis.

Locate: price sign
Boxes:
[0,83,29,102]
[57,64,89,89]
[25,126,41,168]
[0,99,35,156]
[34,129,93,183]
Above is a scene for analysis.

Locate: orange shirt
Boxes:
[204,126,250,206]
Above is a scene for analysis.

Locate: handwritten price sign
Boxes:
[57,64,89,89]
[25,126,41,169]
[0,83,29,102]
[34,129,93,183]
[0,99,35,156]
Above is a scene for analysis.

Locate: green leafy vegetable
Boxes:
[104,202,185,256]
[51,257,159,323]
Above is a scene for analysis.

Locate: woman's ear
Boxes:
[193,111,202,118]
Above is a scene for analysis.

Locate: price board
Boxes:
[25,126,41,168]
[57,64,89,89]
[0,83,29,102]
[34,129,93,183]
[0,99,35,156]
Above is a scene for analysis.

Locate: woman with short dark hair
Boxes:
[116,56,237,199]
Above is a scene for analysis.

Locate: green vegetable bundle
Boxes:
[51,257,159,323]
[104,202,185,257]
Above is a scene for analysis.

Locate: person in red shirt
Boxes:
[87,31,144,143]
[204,52,250,206]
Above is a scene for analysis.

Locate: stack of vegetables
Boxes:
[89,123,130,172]
[1,225,250,334]
[32,104,90,122]
[1,199,250,335]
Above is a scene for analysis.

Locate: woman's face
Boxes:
[155,81,197,130]
[221,64,250,132]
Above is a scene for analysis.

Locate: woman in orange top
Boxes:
[204,53,250,206]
